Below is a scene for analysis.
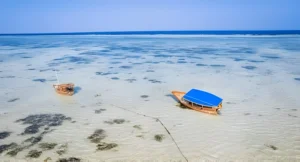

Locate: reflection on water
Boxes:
[54,92,76,105]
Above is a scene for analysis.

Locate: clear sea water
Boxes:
[0,32,300,161]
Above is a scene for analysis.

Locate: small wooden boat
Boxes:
[172,89,223,115]
[53,83,74,96]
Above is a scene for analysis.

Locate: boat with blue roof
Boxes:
[172,89,223,115]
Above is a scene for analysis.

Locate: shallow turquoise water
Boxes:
[0,35,300,161]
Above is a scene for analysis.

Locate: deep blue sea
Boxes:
[1,30,300,36]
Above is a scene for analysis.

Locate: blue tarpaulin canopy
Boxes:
[183,89,222,107]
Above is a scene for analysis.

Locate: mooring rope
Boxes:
[110,104,189,162]
[55,69,60,84]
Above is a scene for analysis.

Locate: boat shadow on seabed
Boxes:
[74,86,82,95]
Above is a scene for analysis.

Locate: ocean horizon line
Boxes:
[1,30,300,36]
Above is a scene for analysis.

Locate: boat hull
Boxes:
[53,83,74,96]
[171,91,222,115]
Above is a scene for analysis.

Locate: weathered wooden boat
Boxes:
[172,89,222,115]
[53,83,74,96]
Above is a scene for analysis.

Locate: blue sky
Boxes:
[0,0,299,33]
